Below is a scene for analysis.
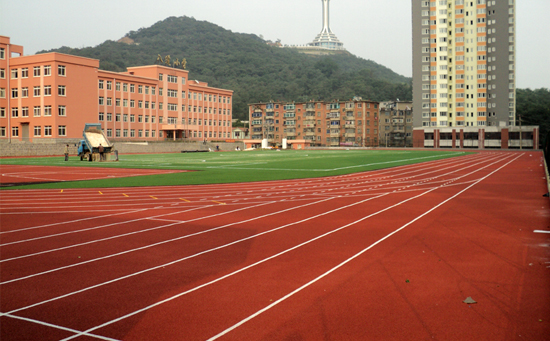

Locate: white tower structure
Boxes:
[309,0,344,50]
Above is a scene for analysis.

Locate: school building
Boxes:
[0,36,233,143]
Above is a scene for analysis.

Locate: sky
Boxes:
[1,0,548,89]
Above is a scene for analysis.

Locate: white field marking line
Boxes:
[0,197,239,211]
[0,209,148,235]
[0,205,206,247]
[14,153,508,332]
[1,197,341,309]
[304,153,505,198]
[0,201,271,260]
[206,152,523,341]
[146,218,186,223]
[2,313,120,341]
[57,154,499,341]
[534,230,550,234]
[0,209,147,215]
[205,153,465,172]
[1,198,336,284]
[0,154,477,200]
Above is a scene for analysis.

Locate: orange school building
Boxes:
[0,36,233,143]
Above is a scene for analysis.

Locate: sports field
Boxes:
[0,149,465,189]
[1,150,549,340]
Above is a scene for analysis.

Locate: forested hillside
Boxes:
[40,16,412,119]
[516,88,550,141]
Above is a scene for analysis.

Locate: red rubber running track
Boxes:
[1,151,549,340]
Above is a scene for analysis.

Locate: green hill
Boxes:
[41,16,412,120]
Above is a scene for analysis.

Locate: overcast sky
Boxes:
[1,0,548,89]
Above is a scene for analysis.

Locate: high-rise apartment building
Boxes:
[412,0,516,129]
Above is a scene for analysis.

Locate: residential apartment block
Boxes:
[412,0,516,130]
[248,99,379,147]
[0,36,233,143]
[378,101,414,147]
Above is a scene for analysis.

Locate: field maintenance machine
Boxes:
[77,123,116,161]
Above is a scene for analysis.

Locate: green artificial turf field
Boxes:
[0,149,468,189]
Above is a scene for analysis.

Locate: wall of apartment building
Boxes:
[379,101,414,147]
[248,100,379,147]
[412,0,515,131]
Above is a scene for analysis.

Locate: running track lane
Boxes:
[1,152,549,340]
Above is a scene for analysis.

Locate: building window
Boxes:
[99,112,104,121]
[107,113,112,121]
[44,65,51,76]
[44,126,52,136]
[107,129,112,137]
[58,65,66,76]
[106,97,112,106]
[44,106,52,116]
[130,84,135,93]
[116,82,121,91]
[44,85,52,96]
[0,108,5,118]
[116,114,121,122]
[34,126,41,136]
[12,126,19,137]
[123,114,128,122]
[11,69,18,79]
[11,108,18,117]
[116,129,121,137]
[58,125,66,136]
[58,105,66,116]
[99,97,104,105]
[21,107,29,117]
[99,80,104,89]
[21,68,28,78]
[123,83,128,92]
[106,81,112,90]
[0,68,4,79]
[130,100,135,108]
[58,86,66,96]
[130,114,135,122]
[34,86,41,97]
[11,88,18,98]
[33,66,41,77]
[158,73,163,81]
[138,85,143,94]
[123,129,128,137]
[21,87,28,98]
[0,48,4,59]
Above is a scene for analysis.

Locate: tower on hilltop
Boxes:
[308,0,345,50]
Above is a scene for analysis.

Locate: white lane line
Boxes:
[54,153,518,341]
[206,152,522,340]
[0,202,271,263]
[0,198,334,284]
[2,313,120,341]
[0,209,148,235]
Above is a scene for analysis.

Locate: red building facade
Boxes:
[0,36,233,143]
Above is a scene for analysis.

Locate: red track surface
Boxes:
[0,165,187,187]
[1,152,549,340]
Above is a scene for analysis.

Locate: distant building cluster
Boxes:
[248,99,384,148]
[0,36,233,143]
